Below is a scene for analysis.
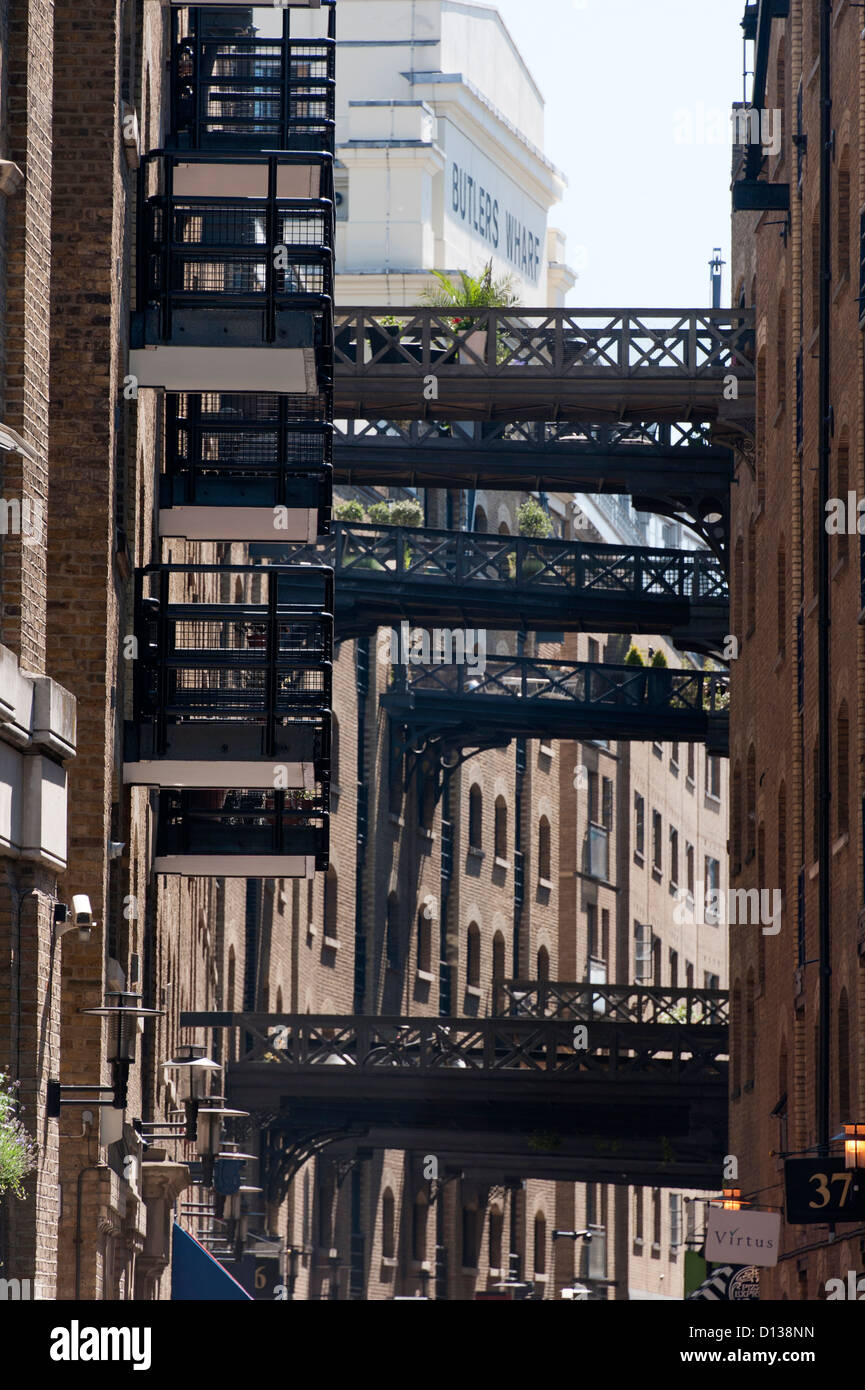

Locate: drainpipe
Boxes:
[816,0,832,1158]
[75,1164,109,1299]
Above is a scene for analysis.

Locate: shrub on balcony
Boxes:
[388,499,424,528]
[625,645,646,666]
[334,499,365,522]
[516,498,553,539]
[0,1075,35,1198]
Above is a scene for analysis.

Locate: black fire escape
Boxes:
[128,1,336,878]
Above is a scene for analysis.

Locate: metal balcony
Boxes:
[169,7,335,154]
[160,391,332,541]
[130,152,333,392]
[267,523,729,654]
[155,787,328,878]
[124,563,333,789]
[384,658,730,760]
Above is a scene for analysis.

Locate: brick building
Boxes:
[729,0,865,1298]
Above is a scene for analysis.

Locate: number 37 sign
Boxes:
[784,1158,865,1224]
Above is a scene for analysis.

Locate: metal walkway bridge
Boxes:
[333,308,755,422]
[181,987,728,1193]
[383,656,730,760]
[333,418,735,556]
[265,523,729,654]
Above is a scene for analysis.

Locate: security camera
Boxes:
[72,894,94,941]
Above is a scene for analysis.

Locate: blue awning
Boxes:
[171,1222,253,1301]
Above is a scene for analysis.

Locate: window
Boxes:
[537,944,550,982]
[494,796,508,860]
[652,1190,662,1252]
[669,827,679,888]
[705,971,720,991]
[704,858,721,924]
[488,1208,503,1272]
[777,537,787,656]
[634,793,645,860]
[586,824,608,880]
[686,1199,696,1245]
[416,909,432,976]
[466,923,481,989]
[707,753,721,798]
[538,817,552,881]
[686,843,695,895]
[533,1213,547,1276]
[601,776,613,830]
[587,771,599,823]
[669,949,679,987]
[669,1194,682,1250]
[587,902,598,957]
[633,1189,644,1245]
[652,811,663,874]
[461,1206,479,1269]
[468,785,483,849]
[381,1189,395,1260]
[492,932,506,987]
[686,961,695,989]
[670,742,679,771]
[601,908,610,963]
[588,638,599,663]
[323,867,338,943]
[635,921,653,983]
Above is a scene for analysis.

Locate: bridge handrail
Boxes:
[494,981,730,1023]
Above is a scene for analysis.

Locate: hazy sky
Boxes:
[490,0,747,306]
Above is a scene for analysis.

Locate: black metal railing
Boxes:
[162,390,332,519]
[281,524,728,605]
[156,788,329,868]
[170,6,336,154]
[334,307,757,381]
[129,564,333,767]
[389,656,730,713]
[493,980,729,1024]
[334,415,726,455]
[134,152,333,347]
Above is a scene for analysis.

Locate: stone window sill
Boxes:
[467,845,485,860]
[466,984,482,999]
[416,969,435,984]
[538,877,553,891]
[322,936,339,951]
[388,813,405,828]
[494,857,511,871]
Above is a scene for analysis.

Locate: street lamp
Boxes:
[714,1188,748,1211]
[843,1123,865,1170]
[162,1044,222,1101]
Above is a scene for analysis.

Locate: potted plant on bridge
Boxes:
[421,261,518,365]
[0,1074,35,1200]
[510,498,553,581]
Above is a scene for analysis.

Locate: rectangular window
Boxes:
[634,793,645,859]
[704,857,721,923]
[652,811,663,873]
[686,843,695,895]
[670,742,679,770]
[669,1194,682,1250]
[601,908,610,963]
[586,902,598,957]
[707,754,721,798]
[686,1198,696,1244]
[602,776,614,831]
[687,743,695,784]
[669,948,678,987]
[588,637,600,663]
[634,1189,644,1243]
[634,921,653,983]
[587,824,609,881]
[588,770,599,824]
[669,827,679,887]
[686,960,695,989]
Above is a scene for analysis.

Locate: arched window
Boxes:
[731,761,743,875]
[469,785,483,849]
[745,969,756,1088]
[466,923,481,988]
[492,931,506,986]
[538,816,551,881]
[838,989,851,1123]
[746,745,756,862]
[494,796,508,860]
[416,908,432,975]
[837,700,850,836]
[474,506,488,534]
[381,1188,395,1260]
[324,866,338,942]
[537,944,550,982]
[777,536,786,657]
[533,1212,547,1276]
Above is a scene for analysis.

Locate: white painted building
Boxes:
[294,0,575,305]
